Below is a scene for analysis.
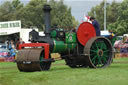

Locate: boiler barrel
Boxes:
[52,32,77,53]
[52,39,76,53]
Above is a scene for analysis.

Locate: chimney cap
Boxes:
[43,4,52,12]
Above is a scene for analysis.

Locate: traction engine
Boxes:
[16,5,113,72]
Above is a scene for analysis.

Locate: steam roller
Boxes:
[16,5,114,72]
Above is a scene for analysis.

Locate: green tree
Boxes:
[0,0,78,31]
[49,0,76,30]
[0,1,13,21]
[0,0,24,21]
[88,1,120,31]
[18,0,47,29]
[107,1,120,27]
[12,0,21,8]
[108,0,128,35]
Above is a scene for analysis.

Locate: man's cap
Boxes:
[90,17,95,20]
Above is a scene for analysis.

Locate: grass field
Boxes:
[0,58,128,85]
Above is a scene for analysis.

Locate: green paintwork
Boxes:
[53,39,67,53]
[52,39,76,53]
[40,56,43,61]
[50,30,57,38]
[65,32,76,43]
[40,54,44,61]
[52,32,77,53]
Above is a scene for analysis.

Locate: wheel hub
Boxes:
[98,49,103,56]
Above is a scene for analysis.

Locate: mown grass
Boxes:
[0,58,128,85]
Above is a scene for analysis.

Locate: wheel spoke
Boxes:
[97,56,102,64]
[90,52,96,56]
[92,59,96,65]
[101,56,107,63]
[100,42,104,49]
[90,49,97,53]
[103,43,107,50]
[103,50,109,53]
[100,41,107,50]
[95,42,99,49]
[104,55,108,59]
[91,44,96,49]
[91,55,97,64]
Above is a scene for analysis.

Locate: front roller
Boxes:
[16,48,51,72]
[16,43,52,72]
[84,37,113,68]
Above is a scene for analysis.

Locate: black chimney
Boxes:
[43,5,52,36]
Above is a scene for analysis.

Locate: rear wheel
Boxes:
[84,37,113,68]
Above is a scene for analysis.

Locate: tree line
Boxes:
[88,0,128,35]
[1,0,127,35]
[0,0,79,31]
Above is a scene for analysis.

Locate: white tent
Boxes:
[0,20,21,36]
[0,28,21,36]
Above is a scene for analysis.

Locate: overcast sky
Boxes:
[0,0,123,22]
[64,0,123,22]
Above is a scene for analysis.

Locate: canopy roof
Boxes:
[0,28,21,35]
